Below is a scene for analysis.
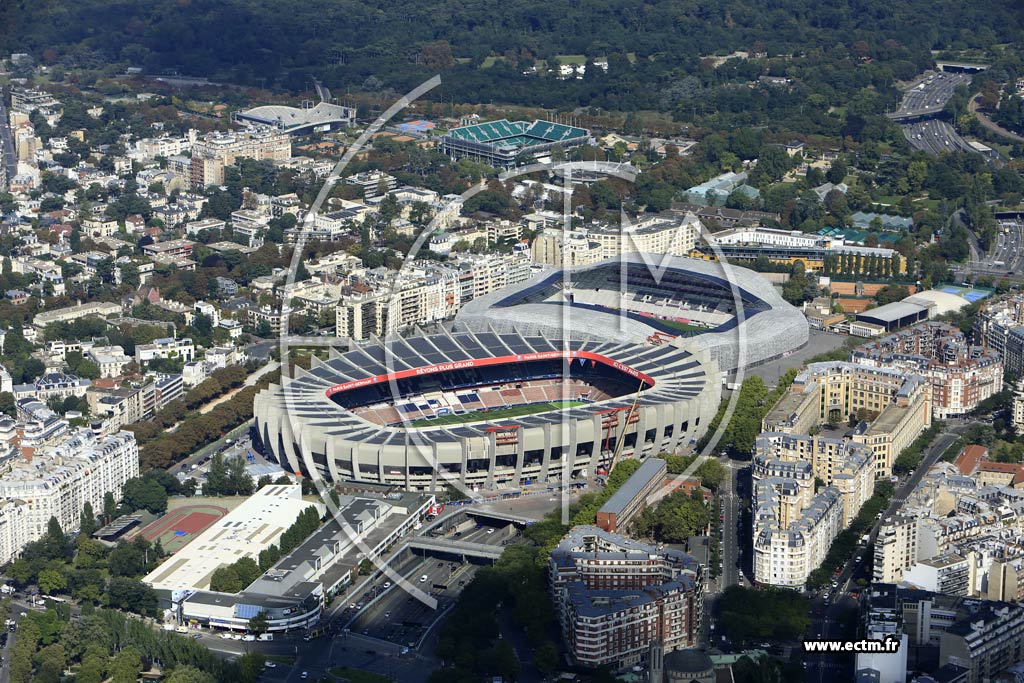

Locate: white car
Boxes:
[265,662,277,669]
[419,575,428,583]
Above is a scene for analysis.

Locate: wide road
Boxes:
[0,92,15,190]
[719,460,742,590]
[902,119,975,156]
[891,71,971,119]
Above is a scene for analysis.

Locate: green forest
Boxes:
[2,0,1021,116]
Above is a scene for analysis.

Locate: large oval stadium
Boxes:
[456,254,808,371]
[254,329,720,490]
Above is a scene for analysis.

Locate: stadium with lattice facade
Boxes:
[456,254,808,371]
[253,329,719,490]
[440,119,590,168]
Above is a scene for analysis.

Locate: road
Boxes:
[0,92,15,190]
[970,92,1024,144]
[803,422,966,682]
[718,460,742,590]
[902,119,975,156]
[890,71,971,120]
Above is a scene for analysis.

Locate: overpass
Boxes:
[464,509,536,526]
[406,537,505,561]
[936,61,989,73]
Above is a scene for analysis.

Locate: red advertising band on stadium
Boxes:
[325,350,655,397]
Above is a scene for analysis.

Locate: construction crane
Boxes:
[605,379,646,475]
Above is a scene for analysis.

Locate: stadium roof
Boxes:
[445,119,588,147]
[260,330,710,446]
[236,102,354,133]
[456,254,808,371]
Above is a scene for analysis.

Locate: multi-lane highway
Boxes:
[902,119,975,155]
[891,71,971,120]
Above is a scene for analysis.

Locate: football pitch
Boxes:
[407,400,586,427]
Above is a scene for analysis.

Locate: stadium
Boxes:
[456,254,809,371]
[440,119,590,168]
[253,329,719,490]
[234,101,356,136]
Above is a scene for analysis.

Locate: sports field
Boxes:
[408,400,586,427]
[138,504,228,554]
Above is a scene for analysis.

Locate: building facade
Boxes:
[852,322,1003,419]
[550,526,703,669]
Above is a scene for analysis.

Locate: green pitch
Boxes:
[407,400,586,427]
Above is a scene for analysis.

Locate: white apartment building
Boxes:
[0,501,28,566]
[0,430,138,543]
[86,345,132,378]
[135,338,196,365]
[874,513,921,583]
[531,212,702,267]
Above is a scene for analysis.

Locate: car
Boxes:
[231,634,242,640]
[384,611,391,619]
[242,635,255,642]
[265,662,277,669]
[191,634,202,640]
[301,673,309,680]
[219,633,233,640]
[419,575,428,583]
[486,528,496,535]
[349,603,357,610]
[383,582,392,589]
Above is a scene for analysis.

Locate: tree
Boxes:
[80,502,98,537]
[0,392,14,418]
[827,158,848,185]
[248,610,269,635]
[164,666,217,683]
[109,647,143,683]
[38,568,67,595]
[103,492,118,524]
[121,477,168,514]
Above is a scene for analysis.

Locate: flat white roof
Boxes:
[144,485,322,592]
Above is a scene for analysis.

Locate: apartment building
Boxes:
[852,322,1003,419]
[189,127,290,188]
[549,526,703,669]
[904,554,971,596]
[0,430,138,543]
[33,301,122,330]
[86,346,132,378]
[752,459,844,588]
[874,513,921,583]
[334,266,462,340]
[12,372,90,402]
[763,362,932,478]
[976,293,1024,378]
[531,212,702,267]
[135,338,196,365]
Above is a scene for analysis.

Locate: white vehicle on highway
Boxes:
[419,574,428,583]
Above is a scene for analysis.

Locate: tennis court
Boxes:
[937,284,993,303]
[139,504,229,554]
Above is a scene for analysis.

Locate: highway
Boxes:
[902,119,975,156]
[891,71,970,120]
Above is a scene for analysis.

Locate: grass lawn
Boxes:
[658,318,706,333]
[480,55,504,68]
[267,655,297,665]
[554,54,586,65]
[407,400,586,427]
[330,668,391,683]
